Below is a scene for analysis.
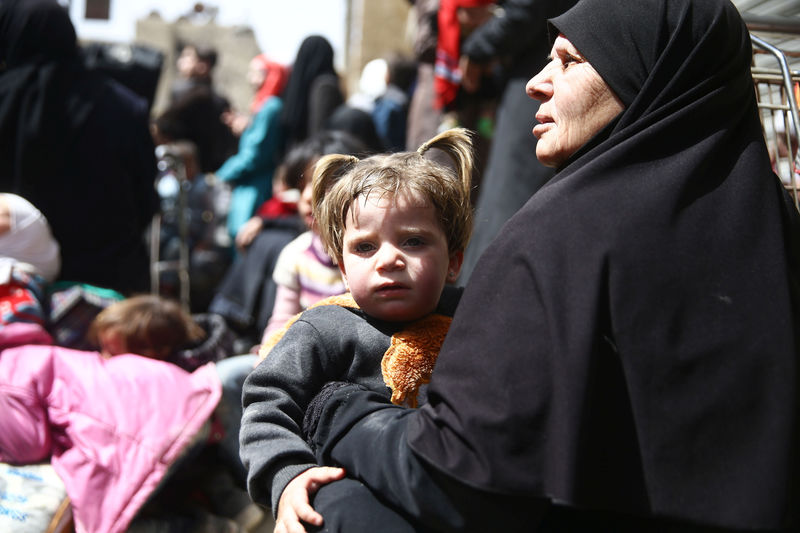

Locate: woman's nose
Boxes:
[526,67,553,102]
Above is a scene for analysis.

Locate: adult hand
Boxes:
[274,466,346,533]
[235,216,264,251]
[222,110,251,137]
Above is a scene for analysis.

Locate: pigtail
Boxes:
[417,128,474,200]
[311,154,359,213]
[312,153,360,261]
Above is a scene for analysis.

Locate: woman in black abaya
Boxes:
[299,0,800,530]
[0,0,158,295]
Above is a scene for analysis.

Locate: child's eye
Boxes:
[355,242,375,253]
[404,237,424,247]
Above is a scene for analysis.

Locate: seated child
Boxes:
[67,294,256,530]
[239,128,475,530]
[261,172,347,339]
[0,320,221,533]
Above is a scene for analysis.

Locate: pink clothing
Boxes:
[0,323,221,533]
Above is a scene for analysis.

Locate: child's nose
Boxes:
[375,244,404,271]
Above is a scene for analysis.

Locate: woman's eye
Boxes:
[562,54,581,68]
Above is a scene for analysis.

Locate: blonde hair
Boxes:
[87,295,205,360]
[313,128,475,263]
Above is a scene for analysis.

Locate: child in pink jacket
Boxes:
[0,312,221,533]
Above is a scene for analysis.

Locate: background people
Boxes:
[455,0,579,283]
[304,0,800,531]
[214,53,286,240]
[280,35,345,155]
[157,41,238,173]
[0,0,159,295]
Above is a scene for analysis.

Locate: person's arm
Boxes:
[307,385,546,532]
[216,97,283,182]
[235,216,265,251]
[0,386,52,464]
[240,318,334,511]
[0,347,53,464]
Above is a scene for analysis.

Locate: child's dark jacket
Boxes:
[240,286,461,511]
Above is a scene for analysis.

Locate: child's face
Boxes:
[338,190,463,322]
[99,328,126,359]
[299,181,315,230]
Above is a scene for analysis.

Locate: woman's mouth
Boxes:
[533,120,554,139]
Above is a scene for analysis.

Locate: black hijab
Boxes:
[0,0,97,186]
[280,35,338,151]
[407,0,800,529]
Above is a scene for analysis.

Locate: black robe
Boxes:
[0,0,158,294]
[310,0,800,530]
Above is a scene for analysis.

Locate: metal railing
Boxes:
[750,32,800,207]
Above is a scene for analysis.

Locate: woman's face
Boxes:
[247,58,267,90]
[526,35,624,168]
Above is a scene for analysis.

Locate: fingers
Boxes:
[275,518,309,533]
[306,466,346,487]
[276,467,347,533]
[294,502,324,527]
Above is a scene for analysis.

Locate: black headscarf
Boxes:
[0,0,96,184]
[406,0,800,529]
[280,35,338,151]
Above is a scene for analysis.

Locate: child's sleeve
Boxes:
[239,317,334,512]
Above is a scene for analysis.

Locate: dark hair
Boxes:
[280,130,370,191]
[386,53,417,94]
[325,105,384,154]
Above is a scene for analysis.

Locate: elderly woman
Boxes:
[282,0,800,530]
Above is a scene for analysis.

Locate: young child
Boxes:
[0,303,223,533]
[85,294,263,529]
[87,294,205,364]
[240,128,475,529]
[260,167,347,339]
